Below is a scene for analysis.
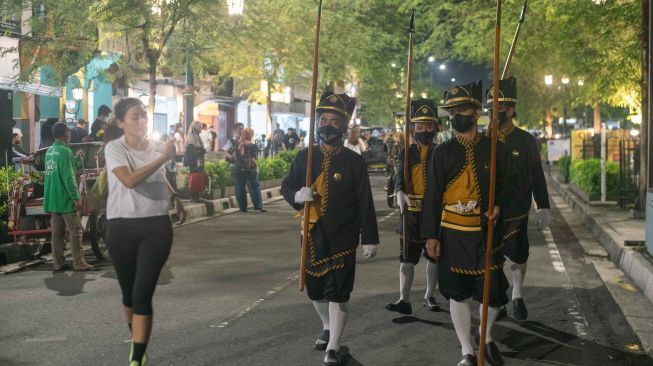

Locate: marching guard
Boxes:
[486,77,550,320]
[281,91,380,366]
[386,98,440,315]
[422,81,514,366]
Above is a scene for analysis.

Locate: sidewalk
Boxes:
[548,171,653,304]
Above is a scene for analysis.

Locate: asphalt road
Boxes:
[0,175,650,366]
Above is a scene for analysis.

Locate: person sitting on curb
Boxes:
[44,122,97,272]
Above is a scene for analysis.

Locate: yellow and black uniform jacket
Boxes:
[421,133,515,240]
[498,124,550,219]
[281,145,379,268]
[394,143,434,212]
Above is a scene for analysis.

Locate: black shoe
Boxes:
[314,329,330,351]
[496,306,508,320]
[483,341,505,366]
[255,208,267,212]
[472,327,504,366]
[512,298,528,320]
[323,349,342,366]
[423,297,440,312]
[385,300,412,315]
[457,354,477,366]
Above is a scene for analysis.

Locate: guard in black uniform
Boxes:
[486,77,550,321]
[422,81,514,366]
[281,91,379,366]
[385,98,440,315]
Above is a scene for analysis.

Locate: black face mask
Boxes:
[318,125,344,145]
[451,114,476,133]
[414,131,435,145]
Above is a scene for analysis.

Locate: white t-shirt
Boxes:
[199,130,212,151]
[104,136,169,219]
[344,138,366,155]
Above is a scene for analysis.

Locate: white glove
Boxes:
[361,244,378,259]
[534,208,550,230]
[294,187,314,204]
[396,191,409,214]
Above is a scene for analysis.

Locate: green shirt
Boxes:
[43,141,81,214]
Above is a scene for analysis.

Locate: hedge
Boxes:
[569,158,619,196]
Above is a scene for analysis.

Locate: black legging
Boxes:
[107,215,173,315]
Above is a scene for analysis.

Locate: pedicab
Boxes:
[6,142,109,260]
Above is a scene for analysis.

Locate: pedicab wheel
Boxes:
[89,210,109,260]
[20,238,47,260]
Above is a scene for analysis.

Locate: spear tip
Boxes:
[519,0,528,23]
[409,9,415,33]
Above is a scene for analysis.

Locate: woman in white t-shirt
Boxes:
[104,98,182,366]
[344,125,367,155]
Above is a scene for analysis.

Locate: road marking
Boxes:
[378,210,397,223]
[542,227,590,337]
[211,272,299,329]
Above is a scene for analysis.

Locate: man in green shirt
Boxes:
[44,122,96,272]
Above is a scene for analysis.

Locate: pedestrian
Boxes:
[386,98,440,315]
[272,123,284,155]
[40,117,57,149]
[11,133,29,169]
[297,132,306,149]
[44,122,97,272]
[284,128,298,150]
[104,97,181,366]
[343,125,367,155]
[200,123,212,153]
[421,81,514,366]
[487,77,550,321]
[234,127,266,212]
[90,105,112,142]
[184,121,206,202]
[173,123,185,162]
[70,119,88,143]
[281,91,379,366]
[436,119,453,145]
[11,119,22,139]
[209,124,217,151]
[225,122,245,200]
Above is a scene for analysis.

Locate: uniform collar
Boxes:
[320,143,342,157]
[455,132,482,149]
[497,122,516,142]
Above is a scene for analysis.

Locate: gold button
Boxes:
[333,173,342,182]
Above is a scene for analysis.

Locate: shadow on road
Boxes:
[43,271,94,296]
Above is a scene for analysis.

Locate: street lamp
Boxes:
[439,64,446,70]
[391,63,397,68]
[544,74,553,86]
[227,0,244,15]
[451,78,456,82]
[577,78,585,86]
[561,76,570,85]
[428,56,435,63]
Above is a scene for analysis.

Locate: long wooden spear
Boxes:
[479,1,502,365]
[501,0,528,79]
[402,9,416,260]
[299,0,323,291]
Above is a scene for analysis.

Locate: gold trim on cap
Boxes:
[412,116,437,122]
[316,105,351,118]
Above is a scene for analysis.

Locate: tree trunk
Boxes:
[265,81,273,138]
[593,104,601,135]
[545,108,553,137]
[148,61,157,123]
[638,0,649,211]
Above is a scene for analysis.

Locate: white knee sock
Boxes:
[450,300,474,356]
[399,262,415,302]
[313,300,330,330]
[511,262,527,300]
[478,304,500,343]
[425,261,438,299]
[327,302,348,352]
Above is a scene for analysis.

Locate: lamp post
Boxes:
[561,76,569,137]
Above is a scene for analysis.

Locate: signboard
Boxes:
[547,139,570,162]
[571,128,633,162]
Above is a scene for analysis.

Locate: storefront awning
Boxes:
[0,76,62,97]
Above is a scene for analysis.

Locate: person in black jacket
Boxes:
[385,98,440,315]
[486,77,550,321]
[281,91,379,366]
[421,81,514,366]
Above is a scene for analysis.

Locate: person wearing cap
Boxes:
[385,98,440,315]
[486,77,550,321]
[421,81,514,366]
[281,91,379,366]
